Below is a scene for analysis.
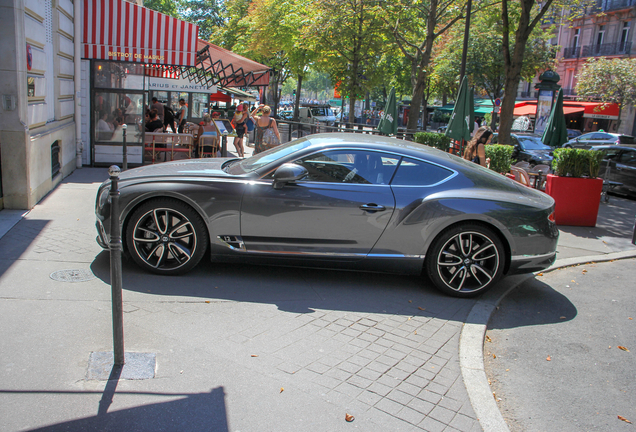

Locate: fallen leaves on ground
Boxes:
[280,387,284,393]
[537,273,543,276]
[408,300,412,303]
[485,335,492,342]
[618,346,630,352]
[618,415,632,423]
[546,356,551,361]
[493,354,496,359]
[582,269,587,273]
[414,331,417,335]
[251,354,258,357]
[205,301,210,303]
[560,316,566,319]
[418,307,425,311]
[345,413,355,422]
[629,317,633,320]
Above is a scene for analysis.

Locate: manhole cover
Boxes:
[50,269,96,283]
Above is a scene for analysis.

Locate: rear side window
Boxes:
[391,157,454,186]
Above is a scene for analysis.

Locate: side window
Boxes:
[619,150,636,166]
[391,157,454,186]
[294,151,398,184]
[591,133,607,140]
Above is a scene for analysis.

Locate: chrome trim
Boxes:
[217,235,246,251]
[367,253,426,259]
[510,252,556,261]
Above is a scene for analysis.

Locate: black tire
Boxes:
[125,198,208,275]
[426,224,505,297]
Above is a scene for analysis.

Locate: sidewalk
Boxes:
[0,167,634,431]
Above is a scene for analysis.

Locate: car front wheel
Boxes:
[125,198,208,275]
[426,224,505,297]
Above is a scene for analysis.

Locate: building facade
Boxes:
[1,0,81,210]
[556,0,636,135]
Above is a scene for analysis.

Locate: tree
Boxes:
[308,0,388,123]
[181,0,226,40]
[497,0,589,143]
[144,0,182,18]
[576,57,636,132]
[384,0,469,131]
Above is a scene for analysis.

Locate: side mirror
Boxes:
[273,163,308,189]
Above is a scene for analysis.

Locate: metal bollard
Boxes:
[108,166,125,366]
[221,132,228,157]
[122,124,128,171]
[632,215,636,245]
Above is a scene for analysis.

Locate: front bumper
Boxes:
[96,219,109,249]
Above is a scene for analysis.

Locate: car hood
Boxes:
[118,158,236,181]
[524,149,553,159]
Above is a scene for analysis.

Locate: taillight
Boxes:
[548,211,556,223]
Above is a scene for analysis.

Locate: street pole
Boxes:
[221,131,228,157]
[108,165,125,366]
[459,0,472,82]
[122,124,128,171]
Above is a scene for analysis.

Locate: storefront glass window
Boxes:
[94,92,144,144]
[94,61,145,90]
[191,93,209,119]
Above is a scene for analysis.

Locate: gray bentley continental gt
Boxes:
[95,133,558,297]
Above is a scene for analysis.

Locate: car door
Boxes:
[615,149,636,195]
[573,132,597,148]
[240,150,399,258]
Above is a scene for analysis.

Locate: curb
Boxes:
[459,250,636,432]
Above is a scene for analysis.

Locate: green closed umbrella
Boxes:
[445,76,475,154]
[377,86,398,136]
[542,88,568,148]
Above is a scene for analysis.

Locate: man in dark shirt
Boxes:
[150,97,164,122]
[145,109,163,132]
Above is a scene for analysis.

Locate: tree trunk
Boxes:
[498,44,527,144]
[293,75,303,122]
[408,80,425,132]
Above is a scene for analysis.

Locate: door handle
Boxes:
[360,203,386,212]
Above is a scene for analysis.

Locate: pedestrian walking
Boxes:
[177,99,187,133]
[231,103,248,158]
[251,105,280,155]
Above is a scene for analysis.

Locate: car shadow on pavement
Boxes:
[14,386,228,432]
[487,277,578,330]
[90,251,477,321]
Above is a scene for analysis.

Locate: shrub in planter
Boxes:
[546,148,605,227]
[413,132,451,152]
[484,144,514,174]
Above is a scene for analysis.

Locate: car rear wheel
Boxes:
[125,198,208,275]
[426,224,505,297]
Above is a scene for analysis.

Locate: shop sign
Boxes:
[145,76,218,94]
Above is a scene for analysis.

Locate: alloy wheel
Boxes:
[436,231,500,293]
[131,207,197,271]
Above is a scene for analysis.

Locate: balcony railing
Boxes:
[581,42,632,57]
[593,0,635,12]
[563,46,581,58]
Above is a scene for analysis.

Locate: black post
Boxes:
[122,125,128,171]
[221,133,228,157]
[108,165,125,366]
[632,215,636,245]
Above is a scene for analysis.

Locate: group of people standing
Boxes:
[147,97,187,133]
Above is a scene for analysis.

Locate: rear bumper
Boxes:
[508,252,556,275]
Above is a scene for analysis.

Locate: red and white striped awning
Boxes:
[82,0,199,66]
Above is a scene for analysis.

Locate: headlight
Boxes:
[98,187,110,209]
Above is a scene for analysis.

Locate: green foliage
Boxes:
[575,57,636,113]
[551,148,604,178]
[144,0,182,17]
[182,0,226,40]
[432,110,451,123]
[485,144,514,174]
[413,132,451,152]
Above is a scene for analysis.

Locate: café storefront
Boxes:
[81,0,269,166]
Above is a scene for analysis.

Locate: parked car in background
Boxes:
[278,110,294,120]
[95,133,558,297]
[591,145,636,198]
[567,129,582,139]
[562,132,636,149]
[491,132,553,166]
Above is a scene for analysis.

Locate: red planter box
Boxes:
[545,174,603,227]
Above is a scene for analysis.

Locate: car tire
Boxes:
[563,144,572,149]
[125,198,209,275]
[425,223,505,297]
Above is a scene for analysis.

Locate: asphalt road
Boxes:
[484,259,636,431]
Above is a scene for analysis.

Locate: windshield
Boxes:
[310,108,335,117]
[517,136,550,150]
[230,139,313,172]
